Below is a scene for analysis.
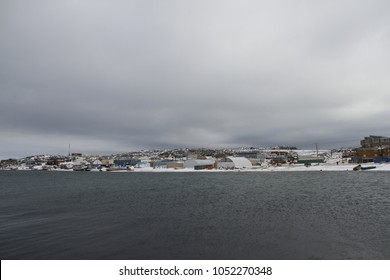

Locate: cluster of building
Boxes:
[0,151,266,171]
[1,135,389,171]
[0,148,316,171]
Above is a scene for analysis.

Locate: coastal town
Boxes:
[1,135,390,172]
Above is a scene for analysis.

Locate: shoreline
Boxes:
[2,163,390,172]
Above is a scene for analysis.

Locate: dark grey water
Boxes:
[0,171,389,260]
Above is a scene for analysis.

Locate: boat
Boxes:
[353,164,376,171]
[89,167,100,172]
[73,165,88,171]
[107,165,134,172]
[361,165,376,170]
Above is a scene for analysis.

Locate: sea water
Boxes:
[0,171,389,259]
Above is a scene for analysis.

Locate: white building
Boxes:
[92,160,102,166]
[135,160,151,168]
[73,157,88,166]
[218,157,253,169]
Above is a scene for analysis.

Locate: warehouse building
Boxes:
[217,157,253,169]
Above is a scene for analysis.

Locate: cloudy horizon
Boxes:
[1,0,390,159]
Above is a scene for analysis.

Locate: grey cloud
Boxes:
[1,0,390,158]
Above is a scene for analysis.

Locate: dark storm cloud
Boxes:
[1,0,390,158]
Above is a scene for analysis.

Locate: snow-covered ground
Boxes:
[130,163,390,172]
[261,163,390,172]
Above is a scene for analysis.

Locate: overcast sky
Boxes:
[1,0,390,158]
